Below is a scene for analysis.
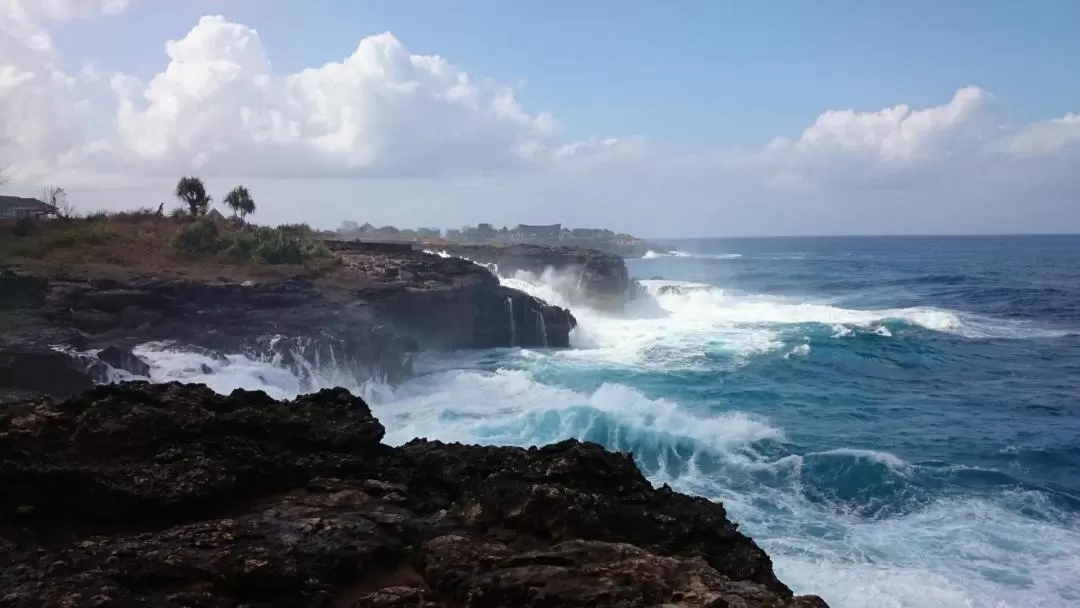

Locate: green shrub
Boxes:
[171,216,220,253]
[251,227,304,265]
[222,233,255,260]
[278,223,314,238]
[307,240,332,258]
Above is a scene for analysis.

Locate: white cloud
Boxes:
[770,86,989,162]
[1008,113,1080,158]
[88,15,562,178]
[0,0,133,178]
[0,9,1078,235]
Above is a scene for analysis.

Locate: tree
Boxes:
[42,185,74,218]
[175,176,212,215]
[223,185,256,220]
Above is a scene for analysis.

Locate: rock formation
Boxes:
[0,245,576,399]
[0,382,828,608]
[441,243,637,310]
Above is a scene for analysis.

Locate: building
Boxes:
[0,196,56,220]
[512,223,562,241]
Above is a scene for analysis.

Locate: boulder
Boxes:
[96,345,151,377]
[0,347,95,399]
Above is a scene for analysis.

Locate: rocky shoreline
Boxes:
[0,382,828,607]
[1,241,829,606]
[1,242,593,400]
[440,243,638,310]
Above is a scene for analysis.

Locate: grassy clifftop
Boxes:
[0,211,337,280]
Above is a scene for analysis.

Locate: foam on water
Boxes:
[131,342,391,402]
[109,251,1079,608]
[643,250,743,260]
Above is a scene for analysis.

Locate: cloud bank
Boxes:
[1,9,1078,235]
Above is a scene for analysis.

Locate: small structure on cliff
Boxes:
[0,196,55,221]
[513,223,562,242]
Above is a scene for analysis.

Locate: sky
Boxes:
[1,0,1078,237]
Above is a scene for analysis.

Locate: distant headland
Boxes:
[335,221,672,258]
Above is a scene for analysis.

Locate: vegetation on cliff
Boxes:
[0,177,334,279]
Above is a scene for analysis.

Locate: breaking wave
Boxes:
[90,239,1080,608]
[643,250,743,260]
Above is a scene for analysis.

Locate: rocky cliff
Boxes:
[0,382,828,608]
[441,243,636,310]
[0,244,575,400]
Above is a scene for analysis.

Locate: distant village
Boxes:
[335,222,667,257]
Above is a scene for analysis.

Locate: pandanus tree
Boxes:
[175,176,212,215]
[223,185,256,220]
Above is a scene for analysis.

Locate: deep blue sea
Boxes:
[136,235,1080,608]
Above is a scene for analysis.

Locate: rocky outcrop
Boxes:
[0,382,828,608]
[0,249,576,399]
[442,244,636,310]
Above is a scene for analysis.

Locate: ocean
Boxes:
[131,235,1080,608]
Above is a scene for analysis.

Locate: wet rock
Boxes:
[1,243,578,400]
[96,346,151,378]
[441,243,633,310]
[0,383,828,608]
[0,348,94,400]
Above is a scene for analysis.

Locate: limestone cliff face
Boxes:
[0,382,829,608]
[0,245,576,399]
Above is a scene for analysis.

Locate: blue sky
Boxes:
[54,0,1080,146]
[4,0,1080,236]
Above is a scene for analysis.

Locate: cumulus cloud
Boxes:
[1,9,1078,235]
[1008,113,1080,158]
[0,0,132,178]
[88,15,561,178]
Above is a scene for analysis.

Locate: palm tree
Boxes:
[223,185,256,220]
[175,176,212,215]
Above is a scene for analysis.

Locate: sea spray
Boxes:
[506,297,516,346]
[536,308,548,347]
[115,236,1080,608]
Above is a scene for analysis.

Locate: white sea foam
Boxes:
[105,258,1078,608]
[784,343,811,359]
[642,250,742,260]
[131,342,391,402]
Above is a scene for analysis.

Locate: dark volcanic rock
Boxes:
[443,243,635,310]
[0,348,95,402]
[0,382,828,608]
[95,346,151,378]
[0,245,577,399]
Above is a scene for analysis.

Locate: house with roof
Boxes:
[0,196,56,221]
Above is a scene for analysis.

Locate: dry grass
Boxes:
[0,211,337,281]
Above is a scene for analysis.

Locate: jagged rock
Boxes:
[96,345,151,377]
[0,244,579,398]
[0,347,95,401]
[0,382,828,608]
[442,243,634,310]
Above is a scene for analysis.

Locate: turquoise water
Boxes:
[137,235,1080,607]
[374,236,1080,608]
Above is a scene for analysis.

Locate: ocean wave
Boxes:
[642,250,742,260]
[634,279,1067,340]
[113,332,1080,608]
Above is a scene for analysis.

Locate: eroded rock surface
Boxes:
[442,243,636,310]
[0,382,828,608]
[0,246,575,399]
